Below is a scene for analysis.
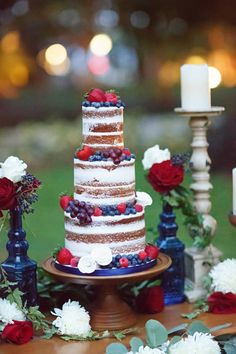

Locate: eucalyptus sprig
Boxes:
[162,185,214,249]
[106,319,233,354]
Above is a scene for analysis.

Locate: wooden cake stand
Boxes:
[42,253,171,331]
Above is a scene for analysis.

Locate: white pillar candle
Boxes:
[233,168,236,215]
[180,64,211,111]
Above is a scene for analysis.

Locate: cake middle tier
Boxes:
[74,158,136,205]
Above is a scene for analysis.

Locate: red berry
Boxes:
[70,257,79,267]
[105,92,118,104]
[57,248,73,265]
[145,244,159,260]
[119,257,129,268]
[94,207,102,216]
[87,88,106,102]
[59,195,73,210]
[117,203,126,214]
[138,251,148,261]
[122,149,131,156]
[135,204,143,212]
[76,146,93,161]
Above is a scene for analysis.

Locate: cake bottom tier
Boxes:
[64,211,146,257]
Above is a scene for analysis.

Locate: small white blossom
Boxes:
[142,145,170,170]
[52,300,91,337]
[169,332,221,354]
[78,255,97,274]
[210,259,236,294]
[127,346,166,354]
[136,192,152,207]
[91,245,112,266]
[0,298,26,325]
[0,156,27,183]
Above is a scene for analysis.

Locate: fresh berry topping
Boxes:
[122,148,131,156]
[135,204,143,212]
[145,244,159,260]
[94,207,102,216]
[76,146,93,161]
[117,203,126,214]
[87,88,106,102]
[138,251,148,261]
[57,248,73,265]
[119,257,129,268]
[59,195,73,211]
[105,91,118,104]
[70,257,79,267]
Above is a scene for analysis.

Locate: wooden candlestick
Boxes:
[175,106,224,302]
[229,213,236,227]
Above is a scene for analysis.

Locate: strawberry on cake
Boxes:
[55,88,159,275]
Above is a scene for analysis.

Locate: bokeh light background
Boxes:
[0,1,235,260]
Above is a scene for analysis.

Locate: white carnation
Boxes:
[0,156,27,183]
[0,298,26,325]
[210,259,236,294]
[142,145,170,170]
[52,300,91,337]
[128,346,166,354]
[169,332,221,354]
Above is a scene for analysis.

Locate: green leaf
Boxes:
[167,323,188,335]
[106,343,128,354]
[224,343,236,354]
[42,326,58,339]
[187,320,210,335]
[145,319,168,348]
[167,336,182,353]
[7,288,24,308]
[130,337,144,352]
[210,323,232,333]
[113,331,126,341]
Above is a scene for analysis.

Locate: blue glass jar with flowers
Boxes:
[0,156,41,306]
[142,146,188,304]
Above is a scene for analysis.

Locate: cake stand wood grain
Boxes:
[42,253,171,331]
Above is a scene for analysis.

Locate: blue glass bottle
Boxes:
[1,207,38,306]
[157,202,185,305]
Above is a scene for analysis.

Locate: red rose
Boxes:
[147,160,184,194]
[208,291,236,314]
[2,320,33,344]
[87,88,106,102]
[105,92,118,104]
[136,286,164,314]
[0,177,17,212]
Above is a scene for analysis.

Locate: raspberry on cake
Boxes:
[56,88,157,275]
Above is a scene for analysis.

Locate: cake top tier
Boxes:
[82,88,125,109]
[82,88,125,150]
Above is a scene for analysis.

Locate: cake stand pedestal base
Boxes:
[42,253,171,331]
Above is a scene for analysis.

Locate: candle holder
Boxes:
[175,106,225,302]
[229,213,236,227]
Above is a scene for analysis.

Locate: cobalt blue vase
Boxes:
[1,206,38,306]
[156,202,185,305]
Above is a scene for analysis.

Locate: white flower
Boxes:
[142,145,170,170]
[210,259,236,294]
[127,346,166,354]
[52,299,91,337]
[136,192,153,207]
[169,332,221,354]
[78,255,97,274]
[91,245,112,266]
[0,156,27,183]
[0,298,26,325]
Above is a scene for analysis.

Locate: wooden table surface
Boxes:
[1,303,236,354]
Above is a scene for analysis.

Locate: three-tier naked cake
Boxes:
[55,88,159,275]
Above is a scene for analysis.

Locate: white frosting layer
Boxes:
[83,115,123,135]
[82,106,123,112]
[74,192,135,205]
[74,159,135,185]
[84,131,122,136]
[65,212,145,235]
[65,237,145,257]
